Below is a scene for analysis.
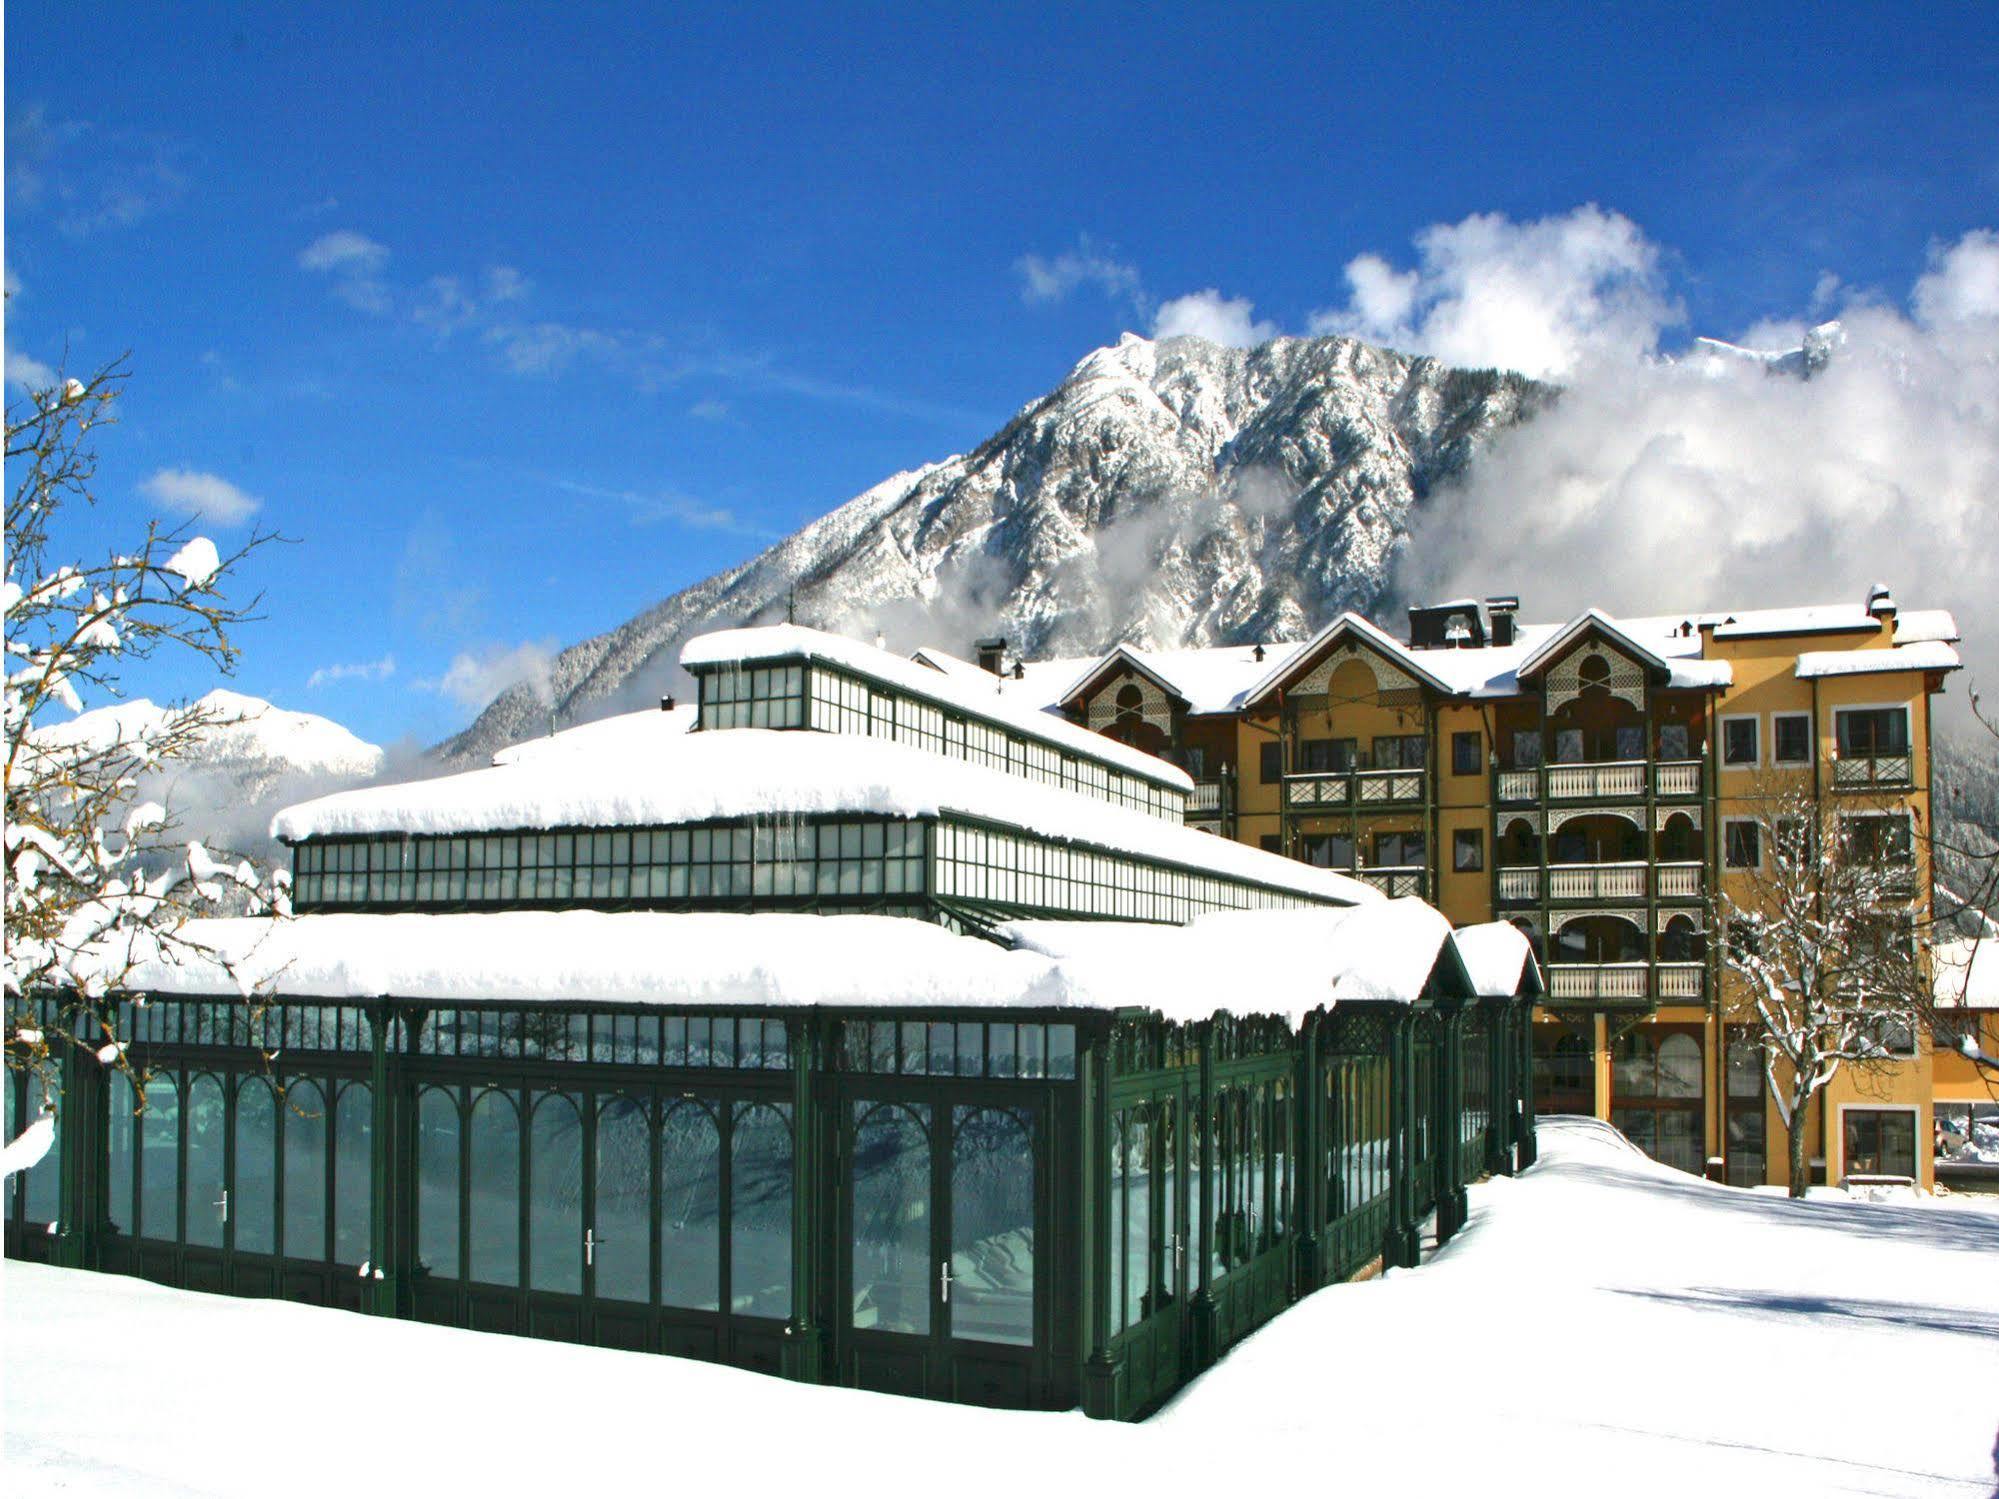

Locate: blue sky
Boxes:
[7,3,1997,746]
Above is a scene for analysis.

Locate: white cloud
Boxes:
[139,468,262,526]
[298,230,390,275]
[419,640,560,710]
[1309,206,1678,379]
[486,321,620,376]
[1016,238,1143,306]
[1912,229,1999,327]
[687,398,731,421]
[307,655,397,689]
[1152,289,1277,348]
[6,348,56,391]
[1404,225,1999,717]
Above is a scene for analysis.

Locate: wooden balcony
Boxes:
[1282,768,1425,811]
[1495,760,1703,804]
[1495,861,1705,905]
[1187,778,1226,814]
[1545,962,1706,1005]
[1831,753,1914,791]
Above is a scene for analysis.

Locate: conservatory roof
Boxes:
[681,624,1192,792]
[1451,921,1546,999]
[97,906,1449,1022]
[270,728,1374,906]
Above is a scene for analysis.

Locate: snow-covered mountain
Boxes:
[443,332,1544,762]
[42,689,384,854]
[1688,320,1845,379]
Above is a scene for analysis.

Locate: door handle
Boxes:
[939,1259,953,1303]
[585,1228,605,1267]
[214,1189,229,1224]
[1172,1233,1183,1266]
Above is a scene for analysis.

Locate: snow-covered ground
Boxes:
[6,1119,1996,1497]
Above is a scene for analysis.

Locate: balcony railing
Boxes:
[1496,760,1703,804]
[1187,779,1226,814]
[1357,866,1426,899]
[1831,753,1914,791]
[1496,861,1705,904]
[1282,768,1425,810]
[1545,963,1707,1004]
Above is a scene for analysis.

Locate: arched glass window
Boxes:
[850,1102,930,1336]
[282,1079,328,1262]
[108,1071,137,1235]
[140,1075,181,1241]
[659,1100,720,1310]
[730,1102,792,1319]
[333,1082,373,1265]
[1122,1106,1149,1329]
[185,1075,228,1250]
[593,1095,651,1304]
[528,1092,582,1294]
[1614,1033,1657,1098]
[952,1106,1034,1348]
[467,1090,520,1286]
[234,1078,278,1255]
[1657,1035,1702,1099]
[1727,1038,1764,1100]
[416,1087,462,1279]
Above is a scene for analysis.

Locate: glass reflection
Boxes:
[417,1088,461,1278]
[283,1079,326,1260]
[529,1092,583,1294]
[850,1102,930,1335]
[468,1091,519,1285]
[730,1103,792,1319]
[235,1079,278,1254]
[593,1096,650,1303]
[659,1100,720,1310]
[333,1082,373,1265]
[140,1075,181,1242]
[950,1106,1033,1347]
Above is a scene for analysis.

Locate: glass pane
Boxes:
[594,1096,650,1303]
[417,1088,461,1279]
[20,1084,60,1228]
[1124,1109,1149,1329]
[1157,1099,1179,1304]
[529,1093,583,1294]
[1657,1035,1702,1099]
[140,1075,181,1242]
[235,1079,278,1254]
[108,1071,136,1234]
[282,1080,327,1261]
[951,1106,1035,1348]
[850,1102,931,1336]
[730,1103,792,1319]
[333,1083,373,1265]
[659,1101,721,1311]
[468,1091,520,1285]
[1108,1114,1125,1334]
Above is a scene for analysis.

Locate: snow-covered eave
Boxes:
[1050,645,1190,715]
[679,624,1192,793]
[1794,642,1962,680]
[1240,612,1458,707]
[1514,608,1675,682]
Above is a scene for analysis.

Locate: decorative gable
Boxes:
[1085,669,1174,733]
[1545,642,1646,713]
[1289,639,1420,700]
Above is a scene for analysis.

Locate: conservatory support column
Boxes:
[1515,1002,1539,1170]
[1592,1012,1614,1122]
[53,1026,107,1271]
[1484,999,1512,1178]
[1384,1009,1420,1270]
[1435,999,1468,1245]
[362,998,399,1318]
[1293,1012,1324,1295]
[1188,1017,1219,1368]
[1079,1027,1120,1421]
[780,1014,826,1386]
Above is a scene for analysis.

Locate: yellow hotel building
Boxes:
[972,586,1991,1192]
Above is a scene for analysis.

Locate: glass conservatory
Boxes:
[6,625,1540,1421]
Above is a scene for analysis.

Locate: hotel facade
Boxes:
[1008,587,1991,1192]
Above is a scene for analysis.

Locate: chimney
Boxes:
[1866,582,1897,622]
[1012,661,1025,680]
[975,637,1007,677]
[1253,643,1266,663]
[1485,595,1519,648]
[660,694,676,712]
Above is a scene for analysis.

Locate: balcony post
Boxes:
[1644,691,1659,1010]
[1484,997,1512,1177]
[1383,1008,1420,1270]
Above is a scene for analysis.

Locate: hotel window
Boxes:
[1835,706,1909,758]
[1301,834,1353,870]
[1453,829,1483,873]
[1772,712,1812,766]
[1658,721,1691,760]
[1723,818,1762,870]
[1373,831,1424,869]
[1452,731,1481,776]
[1372,735,1426,770]
[1552,729,1584,765]
[1298,738,1355,773]
[1721,716,1759,768]
[1840,812,1913,865]
[1260,742,1282,784]
[1842,1109,1915,1179]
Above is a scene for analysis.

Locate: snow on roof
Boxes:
[1004,897,1464,1019]
[99,907,1436,1020]
[681,625,1191,791]
[1794,641,1961,680]
[1709,605,1882,639]
[1053,641,1310,717]
[1241,612,1454,706]
[1894,609,1959,645]
[1516,609,1672,680]
[491,704,698,767]
[1933,938,1999,1009]
[271,729,1374,905]
[1451,922,1544,998]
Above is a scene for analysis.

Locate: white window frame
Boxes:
[1722,815,1763,871]
[1771,711,1813,767]
[1831,701,1912,760]
[1719,713,1761,769]
[1834,1101,1921,1183]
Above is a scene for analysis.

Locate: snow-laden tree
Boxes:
[4,358,287,1179]
[1713,776,1937,1197]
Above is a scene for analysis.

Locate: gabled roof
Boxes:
[1240,612,1458,707]
[1053,645,1190,715]
[1513,608,1677,682]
